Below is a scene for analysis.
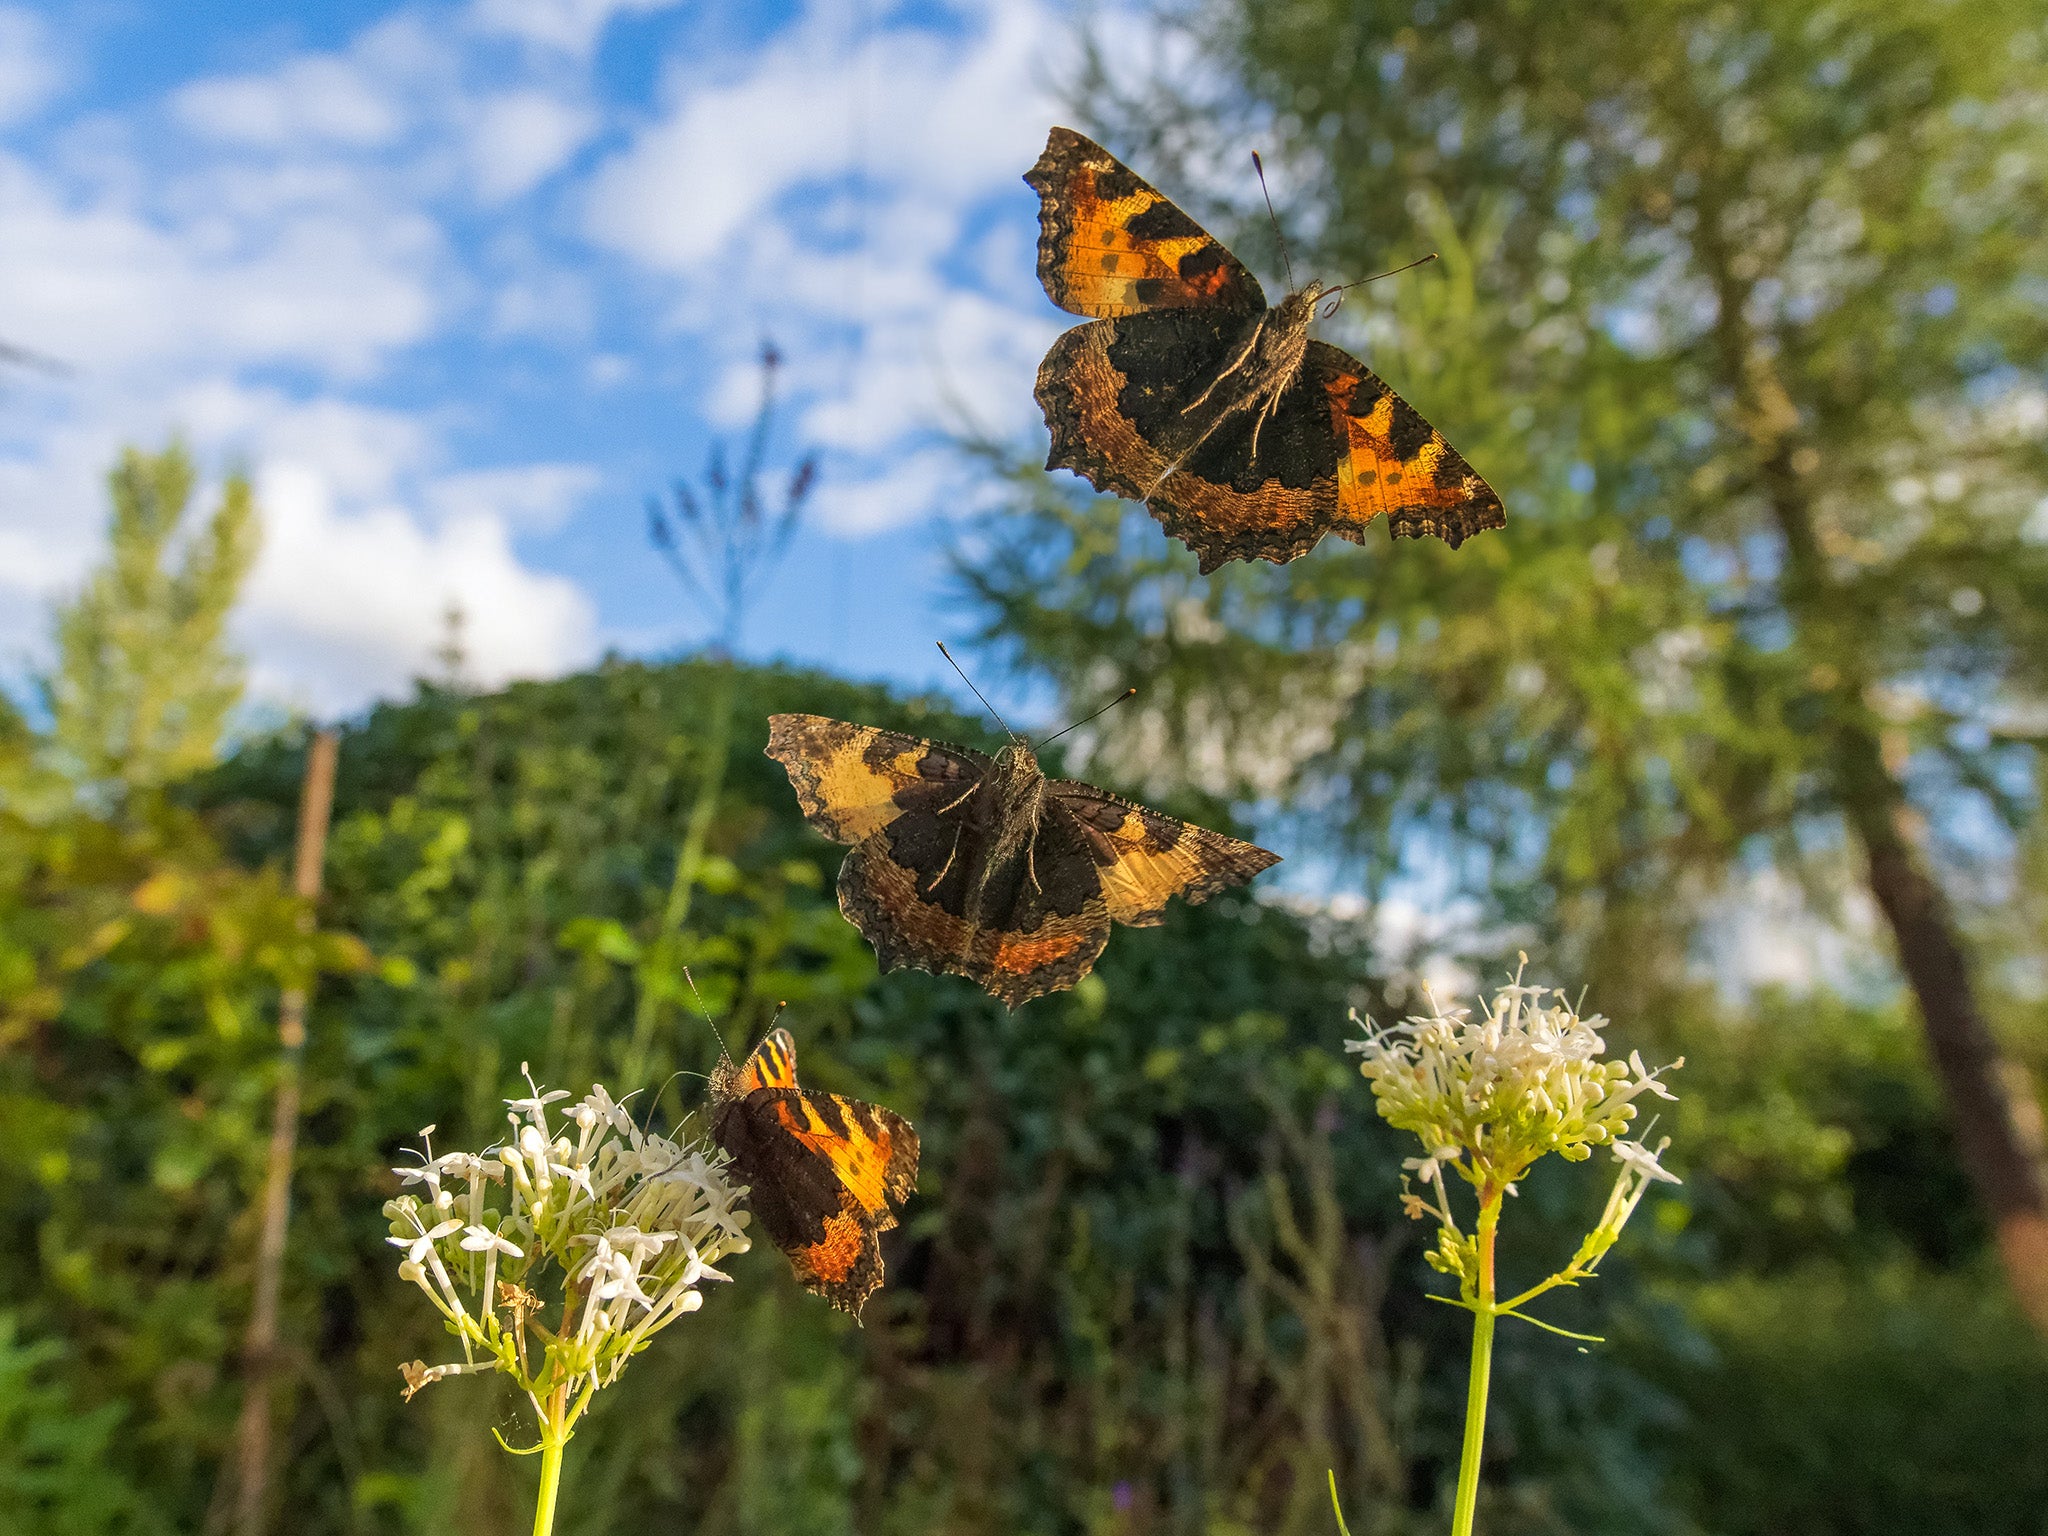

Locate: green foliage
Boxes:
[162,657,1460,1535]
[43,441,260,797]
[4,14,2042,1526]
[1642,1265,2048,1536]
[0,1313,142,1536]
[0,643,2021,1535]
[959,0,2048,1528]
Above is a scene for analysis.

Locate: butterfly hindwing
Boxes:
[1026,126,1265,318]
[1038,311,1504,571]
[712,1028,919,1319]
[836,799,1112,1009]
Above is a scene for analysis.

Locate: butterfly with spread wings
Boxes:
[766,712,1280,1008]
[710,1026,919,1319]
[1026,126,1505,573]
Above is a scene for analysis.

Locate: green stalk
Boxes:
[530,1377,570,1536]
[623,663,735,1084]
[531,1427,566,1536]
[1450,1190,1502,1536]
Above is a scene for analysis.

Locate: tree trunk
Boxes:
[1759,415,2048,1331]
[1832,721,2048,1330]
[1689,129,2048,1323]
[227,729,341,1533]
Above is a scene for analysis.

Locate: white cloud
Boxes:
[585,2,1054,269]
[168,384,436,504]
[0,376,601,715]
[817,448,957,538]
[466,89,596,201]
[174,55,406,148]
[425,462,602,534]
[0,6,58,127]
[0,151,442,377]
[3,0,1119,716]
[0,5,617,714]
[468,0,685,56]
[241,461,598,714]
[583,0,1073,534]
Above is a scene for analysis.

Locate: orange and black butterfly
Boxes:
[709,1026,918,1319]
[1026,126,1504,573]
[766,711,1280,1008]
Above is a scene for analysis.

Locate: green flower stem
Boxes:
[1450,1188,1503,1536]
[531,1388,568,1536]
[624,660,734,1084]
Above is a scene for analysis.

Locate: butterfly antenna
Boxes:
[936,641,1016,740]
[1035,686,1137,751]
[1319,252,1440,316]
[641,1067,706,1133]
[1252,151,1296,295]
[681,964,732,1061]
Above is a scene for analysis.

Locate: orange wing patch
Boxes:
[766,713,985,844]
[737,1027,797,1092]
[767,1091,917,1222]
[1027,127,1265,319]
[1052,787,1282,926]
[790,1204,868,1289]
[1315,343,1506,549]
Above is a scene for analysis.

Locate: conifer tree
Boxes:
[969,0,2048,1325]
[43,442,260,794]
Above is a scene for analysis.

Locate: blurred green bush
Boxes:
[2,654,2034,1534]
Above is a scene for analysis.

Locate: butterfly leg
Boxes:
[1182,320,1263,417]
[935,781,980,815]
[1246,384,1285,466]
[926,832,961,895]
[1147,388,1258,495]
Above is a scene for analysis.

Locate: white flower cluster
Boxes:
[1347,962,1683,1313]
[384,1069,750,1421]
[1348,966,1682,1191]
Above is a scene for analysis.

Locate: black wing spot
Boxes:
[1134,806,1182,851]
[1125,198,1206,242]
[1385,395,1438,462]
[1176,243,1232,282]
[1092,163,1146,202]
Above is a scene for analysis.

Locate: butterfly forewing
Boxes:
[1050,782,1281,926]
[1027,126,1265,318]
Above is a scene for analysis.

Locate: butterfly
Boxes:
[765,710,1281,1008]
[709,1025,919,1319]
[1025,125,1505,573]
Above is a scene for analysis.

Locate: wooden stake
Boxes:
[230,728,340,1536]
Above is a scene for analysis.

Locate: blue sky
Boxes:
[0,0,1119,717]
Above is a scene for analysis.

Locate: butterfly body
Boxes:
[927,741,1045,930]
[767,713,1279,1008]
[1027,126,1504,572]
[710,1027,918,1319]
